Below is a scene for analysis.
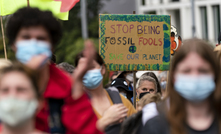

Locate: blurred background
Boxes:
[0,0,220,65]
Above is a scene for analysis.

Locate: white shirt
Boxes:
[142,102,159,125]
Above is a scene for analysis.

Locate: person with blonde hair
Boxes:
[136,75,160,105]
[137,93,161,112]
[119,75,161,134]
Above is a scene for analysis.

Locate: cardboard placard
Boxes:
[99,14,171,71]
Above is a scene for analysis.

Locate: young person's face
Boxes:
[13,26,53,69]
[14,25,51,47]
[0,71,36,100]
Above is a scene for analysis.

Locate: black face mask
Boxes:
[139,92,150,99]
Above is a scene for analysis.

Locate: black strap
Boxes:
[48,98,66,133]
[105,87,123,134]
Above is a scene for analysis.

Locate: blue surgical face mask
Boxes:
[15,40,52,65]
[83,68,103,90]
[160,81,167,90]
[174,75,215,102]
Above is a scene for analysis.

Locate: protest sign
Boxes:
[99,14,171,71]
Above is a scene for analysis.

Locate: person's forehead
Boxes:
[0,71,32,86]
[176,52,211,69]
[139,80,155,88]
[18,26,49,35]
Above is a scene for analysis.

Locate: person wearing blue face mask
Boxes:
[139,38,221,134]
[6,7,102,134]
[75,51,136,134]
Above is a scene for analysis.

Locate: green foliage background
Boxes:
[54,0,102,65]
[0,0,101,65]
[0,0,110,85]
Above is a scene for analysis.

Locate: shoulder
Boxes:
[120,94,131,106]
[120,94,136,115]
[44,64,72,98]
[139,114,169,134]
[106,87,136,115]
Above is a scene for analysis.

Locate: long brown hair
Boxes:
[167,38,221,134]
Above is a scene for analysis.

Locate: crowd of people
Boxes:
[0,6,221,134]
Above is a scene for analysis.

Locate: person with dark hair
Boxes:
[57,62,75,74]
[6,7,102,134]
[0,62,46,134]
[75,51,136,134]
[139,38,221,134]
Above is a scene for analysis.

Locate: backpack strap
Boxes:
[105,87,123,134]
[106,87,122,104]
[48,98,66,133]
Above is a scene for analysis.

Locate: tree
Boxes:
[55,0,103,65]
[0,0,103,64]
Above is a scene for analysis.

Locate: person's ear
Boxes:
[136,88,139,95]
[101,64,106,75]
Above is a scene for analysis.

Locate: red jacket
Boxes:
[35,64,102,134]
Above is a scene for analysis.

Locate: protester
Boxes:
[141,72,162,95]
[120,93,161,134]
[135,74,162,129]
[136,75,159,104]
[75,51,136,134]
[140,38,221,134]
[111,78,133,103]
[57,62,75,74]
[0,63,47,134]
[6,7,102,134]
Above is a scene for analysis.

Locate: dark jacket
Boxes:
[120,111,143,134]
